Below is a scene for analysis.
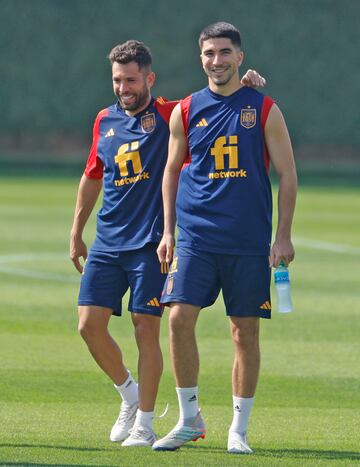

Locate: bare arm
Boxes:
[70,174,102,273]
[264,104,297,267]
[157,103,188,264]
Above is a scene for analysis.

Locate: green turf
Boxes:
[0,177,359,466]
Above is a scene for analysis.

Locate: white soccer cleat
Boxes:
[227,431,253,454]
[121,426,157,447]
[152,411,206,451]
[110,401,138,442]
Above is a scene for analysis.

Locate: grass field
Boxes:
[0,177,359,467]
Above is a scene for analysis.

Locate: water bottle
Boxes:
[274,261,293,313]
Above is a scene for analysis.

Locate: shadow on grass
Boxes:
[255,447,360,461]
[0,443,116,453]
[0,464,117,467]
[1,443,359,464]
[181,444,360,461]
[0,443,119,466]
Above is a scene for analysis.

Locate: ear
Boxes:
[238,50,244,67]
[147,71,156,88]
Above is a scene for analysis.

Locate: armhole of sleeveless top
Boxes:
[260,96,275,173]
[179,96,192,167]
[180,95,192,137]
[260,95,275,129]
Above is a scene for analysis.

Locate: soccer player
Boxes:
[153,22,297,454]
[70,39,265,447]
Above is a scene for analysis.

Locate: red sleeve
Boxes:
[261,96,275,173]
[156,96,191,167]
[155,97,178,124]
[84,108,109,179]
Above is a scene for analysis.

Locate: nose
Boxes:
[119,82,129,94]
[212,53,223,66]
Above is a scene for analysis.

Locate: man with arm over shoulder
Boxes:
[70,38,266,448]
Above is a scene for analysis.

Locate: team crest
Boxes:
[166,275,174,294]
[240,108,256,129]
[141,113,156,133]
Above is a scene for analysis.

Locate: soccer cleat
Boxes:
[110,401,138,442]
[227,431,253,454]
[121,426,157,447]
[152,411,206,451]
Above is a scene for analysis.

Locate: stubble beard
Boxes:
[119,87,150,112]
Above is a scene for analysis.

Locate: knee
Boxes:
[78,306,112,343]
[169,307,196,338]
[133,315,160,345]
[169,309,187,333]
[231,320,259,349]
[78,319,90,341]
[78,317,99,342]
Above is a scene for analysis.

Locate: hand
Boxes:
[70,234,88,273]
[241,69,266,88]
[157,233,175,269]
[269,238,295,268]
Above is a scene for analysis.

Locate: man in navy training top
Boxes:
[154,22,297,454]
[70,39,265,447]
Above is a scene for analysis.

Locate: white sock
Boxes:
[176,386,199,421]
[229,396,254,434]
[133,409,154,430]
[114,371,138,406]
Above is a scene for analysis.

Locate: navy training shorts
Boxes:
[161,246,271,318]
[78,243,166,316]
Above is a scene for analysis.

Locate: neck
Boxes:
[208,74,242,96]
[124,95,152,117]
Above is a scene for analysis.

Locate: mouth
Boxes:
[211,67,228,74]
[120,94,136,106]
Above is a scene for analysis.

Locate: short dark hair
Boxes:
[108,40,152,69]
[199,22,241,49]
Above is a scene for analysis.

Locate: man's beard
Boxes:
[119,87,149,112]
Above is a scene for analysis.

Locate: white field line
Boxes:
[0,266,79,283]
[294,237,360,255]
[0,238,359,283]
[0,253,68,263]
[0,252,79,283]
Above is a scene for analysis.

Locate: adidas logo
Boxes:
[188,395,197,402]
[105,128,115,137]
[196,118,208,127]
[125,380,133,388]
[260,301,271,310]
[234,405,242,412]
[147,297,160,307]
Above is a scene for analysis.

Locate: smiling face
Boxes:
[112,61,155,116]
[200,37,244,93]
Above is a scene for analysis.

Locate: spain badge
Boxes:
[141,113,156,133]
[240,108,256,129]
